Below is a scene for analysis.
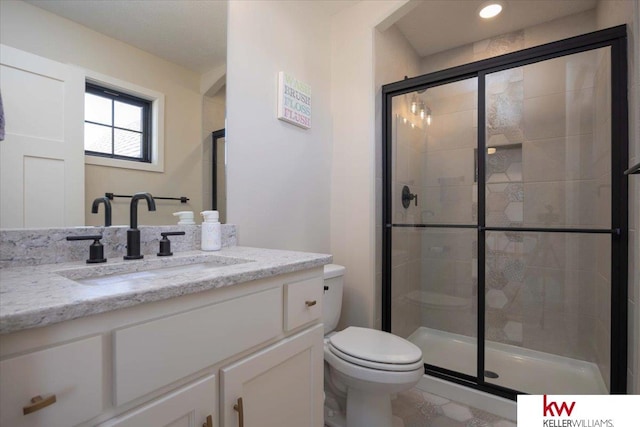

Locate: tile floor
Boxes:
[391,388,516,427]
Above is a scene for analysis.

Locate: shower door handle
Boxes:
[402,185,418,208]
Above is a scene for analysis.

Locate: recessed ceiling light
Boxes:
[479,2,503,19]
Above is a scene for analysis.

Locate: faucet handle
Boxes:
[161,231,187,237]
[66,234,107,264]
[157,231,186,257]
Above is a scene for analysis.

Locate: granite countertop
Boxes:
[0,246,332,335]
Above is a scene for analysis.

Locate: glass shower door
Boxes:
[482,47,613,394]
[390,78,478,378]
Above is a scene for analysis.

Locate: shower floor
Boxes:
[408,327,608,395]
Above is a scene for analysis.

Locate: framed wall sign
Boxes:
[277,72,311,129]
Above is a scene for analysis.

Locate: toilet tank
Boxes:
[323,264,345,335]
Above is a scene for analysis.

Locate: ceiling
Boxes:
[25,0,599,73]
[26,0,228,74]
[25,0,358,75]
[394,0,598,57]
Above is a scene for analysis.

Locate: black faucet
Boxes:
[124,192,156,260]
[91,197,112,227]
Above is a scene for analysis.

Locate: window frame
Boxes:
[84,82,152,163]
[83,71,165,173]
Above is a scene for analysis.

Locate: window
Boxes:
[84,82,151,162]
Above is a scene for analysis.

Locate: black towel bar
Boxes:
[105,193,189,203]
[624,162,640,175]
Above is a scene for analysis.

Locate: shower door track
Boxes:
[381,25,629,399]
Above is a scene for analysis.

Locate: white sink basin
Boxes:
[56,253,252,286]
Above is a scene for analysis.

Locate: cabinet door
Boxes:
[221,324,324,427]
[99,374,216,427]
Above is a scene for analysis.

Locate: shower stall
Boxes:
[382,26,628,398]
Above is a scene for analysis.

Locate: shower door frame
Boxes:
[381,25,628,398]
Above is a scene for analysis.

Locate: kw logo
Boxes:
[543,395,576,417]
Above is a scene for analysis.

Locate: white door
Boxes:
[0,44,84,228]
[221,324,324,427]
[98,374,216,427]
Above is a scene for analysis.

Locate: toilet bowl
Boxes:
[322,265,423,427]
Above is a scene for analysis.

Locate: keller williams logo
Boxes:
[543,395,576,417]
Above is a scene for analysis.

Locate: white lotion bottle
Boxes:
[200,210,221,251]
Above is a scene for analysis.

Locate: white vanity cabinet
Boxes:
[0,266,325,427]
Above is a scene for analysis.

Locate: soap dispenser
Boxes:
[201,210,221,251]
[173,211,195,225]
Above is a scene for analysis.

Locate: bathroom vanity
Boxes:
[0,236,331,427]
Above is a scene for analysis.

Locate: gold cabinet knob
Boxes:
[23,394,57,415]
[305,300,317,307]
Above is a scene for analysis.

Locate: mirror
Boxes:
[0,0,227,228]
[211,129,227,224]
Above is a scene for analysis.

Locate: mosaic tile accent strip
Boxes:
[474,31,525,62]
[484,143,524,346]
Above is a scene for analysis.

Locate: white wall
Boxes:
[225,0,410,327]
[0,0,204,226]
[330,0,412,329]
[225,0,333,253]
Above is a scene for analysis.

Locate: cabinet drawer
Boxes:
[114,286,282,405]
[284,276,323,331]
[0,335,103,427]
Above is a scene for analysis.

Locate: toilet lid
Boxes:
[328,327,423,366]
[328,344,424,372]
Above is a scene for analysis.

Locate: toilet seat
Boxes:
[328,327,423,372]
[328,344,424,372]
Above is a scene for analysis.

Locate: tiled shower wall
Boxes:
[482,50,612,388]
[397,50,611,375]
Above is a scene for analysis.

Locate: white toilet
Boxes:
[322,264,424,427]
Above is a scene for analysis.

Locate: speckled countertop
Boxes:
[0,246,331,335]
